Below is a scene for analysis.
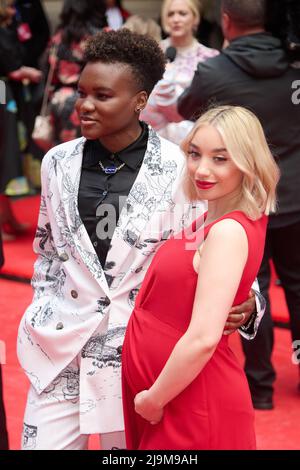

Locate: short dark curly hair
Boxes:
[83,28,166,95]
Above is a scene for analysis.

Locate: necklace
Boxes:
[98,158,125,175]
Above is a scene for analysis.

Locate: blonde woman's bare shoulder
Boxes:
[207,218,248,246]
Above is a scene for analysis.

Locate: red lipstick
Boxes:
[196,181,216,190]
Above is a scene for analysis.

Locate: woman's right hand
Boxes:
[134,390,164,425]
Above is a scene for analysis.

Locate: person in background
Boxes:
[13,0,50,69]
[47,0,107,145]
[178,0,300,410]
[12,0,50,110]
[17,29,258,450]
[123,15,162,43]
[264,0,300,66]
[122,106,279,450]
[141,0,219,144]
[10,0,51,184]
[105,0,131,30]
[0,232,9,449]
[0,0,41,239]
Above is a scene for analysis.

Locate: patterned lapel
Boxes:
[104,127,179,282]
[56,138,110,296]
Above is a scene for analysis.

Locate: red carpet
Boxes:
[0,279,100,450]
[2,196,40,281]
[270,263,289,324]
[0,278,299,450]
[0,280,31,450]
[229,331,300,450]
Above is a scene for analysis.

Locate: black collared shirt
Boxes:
[78,122,149,268]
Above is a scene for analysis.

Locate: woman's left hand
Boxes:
[134,390,163,425]
[224,290,255,334]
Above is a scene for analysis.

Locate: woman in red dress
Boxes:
[122,105,279,450]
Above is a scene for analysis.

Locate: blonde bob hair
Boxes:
[181,105,280,219]
[161,0,201,35]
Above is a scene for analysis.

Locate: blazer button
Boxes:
[117,345,122,354]
[71,290,78,299]
[56,322,64,330]
[59,252,69,262]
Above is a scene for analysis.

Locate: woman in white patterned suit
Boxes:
[17,29,263,450]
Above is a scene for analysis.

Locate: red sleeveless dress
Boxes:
[122,211,267,450]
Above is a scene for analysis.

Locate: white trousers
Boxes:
[21,354,126,450]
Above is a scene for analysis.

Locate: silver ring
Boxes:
[241,312,246,321]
